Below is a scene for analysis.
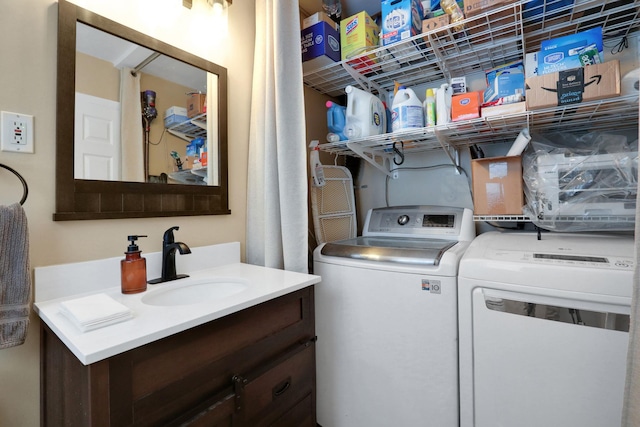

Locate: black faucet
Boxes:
[148,226,192,284]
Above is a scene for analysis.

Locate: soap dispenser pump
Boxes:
[121,235,148,294]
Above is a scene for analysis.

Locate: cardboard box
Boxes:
[422,14,450,34]
[421,15,450,48]
[381,0,424,46]
[463,0,517,17]
[163,106,188,127]
[451,91,482,121]
[471,155,523,215]
[483,61,525,106]
[340,11,379,68]
[164,114,189,128]
[187,93,206,118]
[451,76,467,94]
[301,21,341,72]
[538,27,604,75]
[481,101,526,118]
[302,11,338,30]
[525,60,621,110]
[463,0,517,43]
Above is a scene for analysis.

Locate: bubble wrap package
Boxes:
[522,132,638,231]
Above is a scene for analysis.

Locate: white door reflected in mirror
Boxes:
[74,22,215,186]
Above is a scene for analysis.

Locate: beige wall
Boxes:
[0,0,254,425]
[76,52,120,101]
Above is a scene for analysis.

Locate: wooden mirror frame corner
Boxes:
[55,0,229,220]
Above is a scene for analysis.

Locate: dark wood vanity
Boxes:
[40,287,316,426]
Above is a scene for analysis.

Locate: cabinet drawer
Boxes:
[270,393,315,427]
[110,287,315,426]
[239,342,315,425]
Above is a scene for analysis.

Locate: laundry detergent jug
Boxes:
[392,86,424,132]
[343,85,386,139]
[326,101,347,142]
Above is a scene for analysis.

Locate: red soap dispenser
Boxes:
[121,235,148,294]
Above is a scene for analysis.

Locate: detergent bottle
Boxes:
[436,83,454,126]
[423,88,436,127]
[326,101,347,142]
[440,0,465,32]
[343,85,386,139]
[392,86,424,132]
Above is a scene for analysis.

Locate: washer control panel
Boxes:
[364,205,475,241]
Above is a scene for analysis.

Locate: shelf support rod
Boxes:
[433,129,460,173]
[346,141,398,179]
[340,61,385,96]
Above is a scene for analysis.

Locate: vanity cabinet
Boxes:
[41,287,316,427]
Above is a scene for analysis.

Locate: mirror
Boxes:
[55,0,229,220]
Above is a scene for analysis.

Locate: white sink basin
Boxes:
[142,277,249,306]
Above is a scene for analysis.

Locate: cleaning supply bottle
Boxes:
[424,88,436,127]
[436,83,454,125]
[121,235,148,294]
[344,85,386,139]
[440,0,465,32]
[382,101,393,133]
[326,101,347,142]
[392,86,424,132]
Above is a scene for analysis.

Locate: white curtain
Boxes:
[120,67,145,182]
[622,132,640,424]
[246,0,308,273]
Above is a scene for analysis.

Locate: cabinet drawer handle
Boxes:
[272,377,291,398]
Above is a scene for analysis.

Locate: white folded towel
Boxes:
[59,293,133,332]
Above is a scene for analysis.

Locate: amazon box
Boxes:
[525,60,620,110]
[471,155,523,215]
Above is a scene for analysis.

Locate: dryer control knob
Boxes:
[397,214,410,225]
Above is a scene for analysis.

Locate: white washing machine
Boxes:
[458,231,634,427]
[313,205,475,427]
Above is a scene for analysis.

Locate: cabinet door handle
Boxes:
[272,377,291,398]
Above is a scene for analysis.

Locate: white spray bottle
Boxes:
[308,140,325,187]
[436,83,453,126]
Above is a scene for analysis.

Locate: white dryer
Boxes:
[458,231,634,427]
[313,205,474,427]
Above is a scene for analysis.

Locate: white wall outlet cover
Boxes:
[1,111,34,153]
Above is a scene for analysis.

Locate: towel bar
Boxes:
[0,163,28,205]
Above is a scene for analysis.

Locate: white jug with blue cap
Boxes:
[392,86,424,132]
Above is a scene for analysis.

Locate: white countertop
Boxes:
[34,243,320,365]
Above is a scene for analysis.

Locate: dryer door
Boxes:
[468,287,629,427]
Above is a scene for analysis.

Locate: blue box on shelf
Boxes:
[301,21,340,71]
[380,0,424,46]
[164,106,188,128]
[538,27,603,75]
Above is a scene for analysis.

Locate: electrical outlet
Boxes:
[1,111,34,153]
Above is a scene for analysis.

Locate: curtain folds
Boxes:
[120,67,144,182]
[246,0,308,273]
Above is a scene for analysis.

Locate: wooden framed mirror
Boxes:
[55,0,229,220]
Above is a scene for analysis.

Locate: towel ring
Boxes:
[0,163,28,205]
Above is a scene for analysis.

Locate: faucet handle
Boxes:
[163,226,180,244]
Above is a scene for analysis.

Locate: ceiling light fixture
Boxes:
[182,0,232,10]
